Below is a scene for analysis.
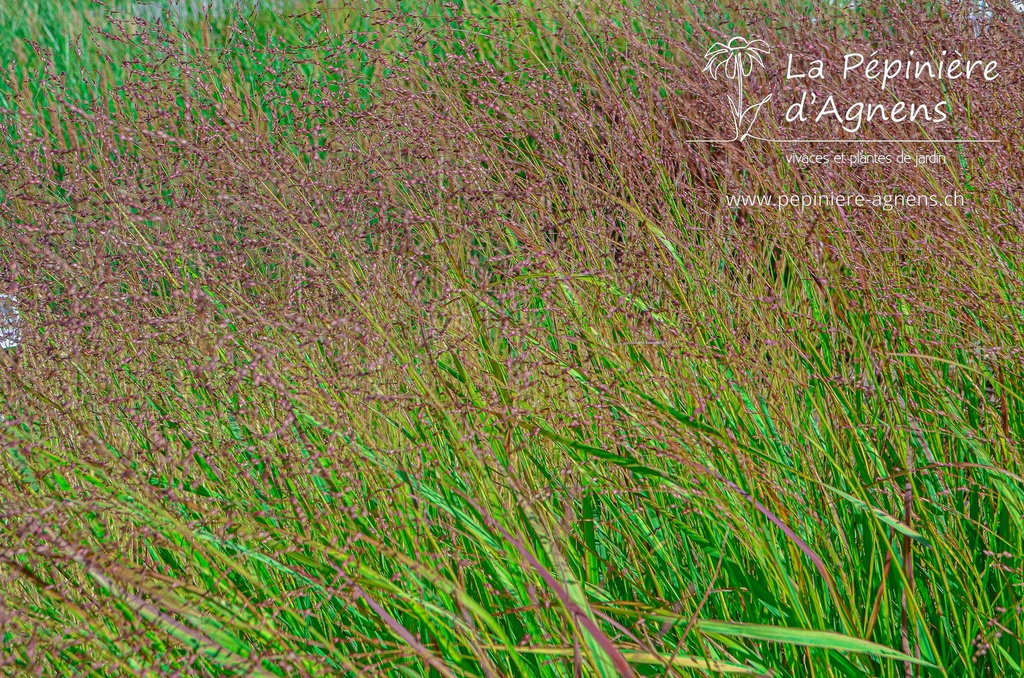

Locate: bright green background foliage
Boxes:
[1,1,1023,677]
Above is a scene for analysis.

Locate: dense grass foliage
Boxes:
[2,0,1024,676]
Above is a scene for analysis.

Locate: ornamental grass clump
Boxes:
[1,0,1023,676]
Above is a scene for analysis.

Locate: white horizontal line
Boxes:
[687,137,999,144]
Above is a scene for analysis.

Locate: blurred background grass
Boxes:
[1,0,1023,677]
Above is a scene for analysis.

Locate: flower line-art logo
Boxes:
[701,37,773,142]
